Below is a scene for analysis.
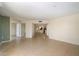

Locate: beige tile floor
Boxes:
[0,33,79,56]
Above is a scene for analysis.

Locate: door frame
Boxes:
[32,23,48,37]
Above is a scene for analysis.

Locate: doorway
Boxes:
[33,24,47,38]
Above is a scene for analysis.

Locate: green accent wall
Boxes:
[0,15,10,42]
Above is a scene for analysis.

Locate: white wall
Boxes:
[25,21,32,38]
[47,14,79,45]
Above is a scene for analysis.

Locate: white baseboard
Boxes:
[49,38,79,46]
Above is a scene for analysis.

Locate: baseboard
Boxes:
[0,39,13,45]
[49,38,79,46]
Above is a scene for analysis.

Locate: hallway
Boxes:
[0,33,79,56]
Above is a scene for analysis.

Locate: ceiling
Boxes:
[0,2,79,20]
